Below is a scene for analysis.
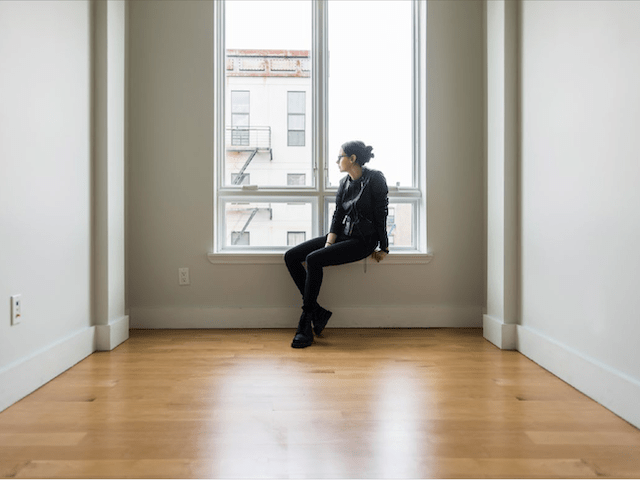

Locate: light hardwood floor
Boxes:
[1,328,639,478]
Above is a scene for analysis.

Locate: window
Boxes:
[230,90,249,146]
[231,173,250,185]
[231,231,250,245]
[287,174,306,186]
[287,231,306,246]
[288,91,305,146]
[214,1,426,254]
[387,207,396,225]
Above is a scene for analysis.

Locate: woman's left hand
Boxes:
[372,250,388,263]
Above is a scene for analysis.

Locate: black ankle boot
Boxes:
[291,311,314,348]
[312,306,333,336]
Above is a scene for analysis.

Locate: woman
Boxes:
[284,140,389,348]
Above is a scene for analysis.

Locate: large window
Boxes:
[214,1,426,254]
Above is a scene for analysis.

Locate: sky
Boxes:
[226,0,414,187]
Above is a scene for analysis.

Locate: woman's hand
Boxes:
[372,250,388,262]
[325,233,337,248]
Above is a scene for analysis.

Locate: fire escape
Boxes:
[226,126,273,244]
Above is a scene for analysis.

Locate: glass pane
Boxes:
[326,201,414,249]
[231,114,249,127]
[226,1,312,188]
[288,131,305,147]
[328,1,413,187]
[288,114,305,131]
[231,129,249,147]
[231,91,250,113]
[287,231,306,246]
[287,174,306,186]
[231,231,250,245]
[231,173,250,185]
[224,201,312,248]
[288,91,305,114]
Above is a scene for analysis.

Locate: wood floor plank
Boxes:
[0,433,86,447]
[0,328,638,479]
[526,431,640,445]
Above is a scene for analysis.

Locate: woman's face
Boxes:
[337,148,355,173]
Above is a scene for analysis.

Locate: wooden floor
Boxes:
[1,329,639,479]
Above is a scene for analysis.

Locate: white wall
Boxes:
[127,0,486,328]
[94,0,129,350]
[518,0,640,428]
[0,1,95,410]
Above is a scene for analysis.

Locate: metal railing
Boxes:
[226,126,271,151]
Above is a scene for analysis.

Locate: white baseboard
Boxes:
[129,305,484,329]
[0,327,96,414]
[483,314,517,350]
[516,325,640,430]
[96,315,130,351]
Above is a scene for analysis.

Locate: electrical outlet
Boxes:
[178,268,190,286]
[11,295,22,325]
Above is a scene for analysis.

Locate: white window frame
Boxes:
[210,0,430,265]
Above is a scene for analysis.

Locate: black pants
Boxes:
[284,234,378,312]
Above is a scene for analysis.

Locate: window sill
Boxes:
[207,252,433,265]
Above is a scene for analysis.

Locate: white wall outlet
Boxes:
[11,295,22,325]
[178,268,190,286]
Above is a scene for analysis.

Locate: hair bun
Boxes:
[341,140,375,166]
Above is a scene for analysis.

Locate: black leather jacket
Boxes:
[329,167,389,251]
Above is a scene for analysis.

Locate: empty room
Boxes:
[1,0,639,478]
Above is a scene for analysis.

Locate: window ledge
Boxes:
[207,252,433,265]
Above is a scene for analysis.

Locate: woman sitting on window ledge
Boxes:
[284,140,389,348]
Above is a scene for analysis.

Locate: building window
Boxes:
[231,173,250,185]
[287,173,306,186]
[214,1,426,253]
[387,207,395,225]
[231,231,250,245]
[231,90,249,146]
[288,91,305,146]
[287,231,306,246]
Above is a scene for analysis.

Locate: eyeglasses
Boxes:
[337,155,349,161]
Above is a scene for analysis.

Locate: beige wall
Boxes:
[127,0,486,327]
[0,0,95,410]
[0,0,128,413]
[520,0,640,390]
[482,0,640,429]
[0,0,92,366]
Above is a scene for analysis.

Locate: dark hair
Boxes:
[341,140,374,166]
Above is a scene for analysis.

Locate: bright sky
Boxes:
[226,0,414,186]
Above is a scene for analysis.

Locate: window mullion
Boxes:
[213,0,225,253]
[313,0,328,238]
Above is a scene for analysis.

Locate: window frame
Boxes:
[219,196,317,252]
[211,0,428,262]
